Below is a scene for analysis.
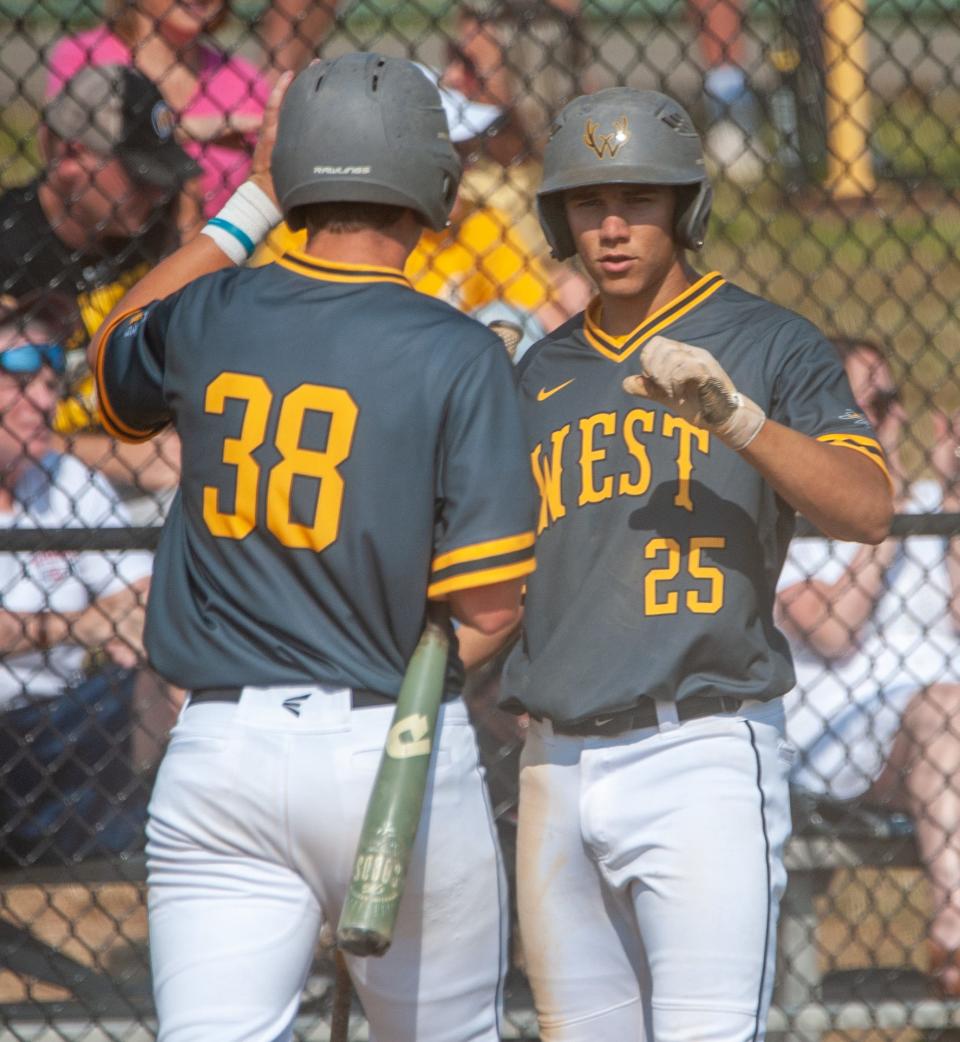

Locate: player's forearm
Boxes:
[741,421,893,543]
[446,579,523,635]
[456,615,522,672]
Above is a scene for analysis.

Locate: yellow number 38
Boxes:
[202,371,359,550]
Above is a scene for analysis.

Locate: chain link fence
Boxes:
[2,0,960,1038]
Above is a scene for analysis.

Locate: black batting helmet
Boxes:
[271,53,462,232]
[537,88,713,259]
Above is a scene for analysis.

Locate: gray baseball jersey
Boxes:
[502,271,888,723]
[96,252,537,694]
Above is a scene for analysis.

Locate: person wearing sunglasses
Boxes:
[0,67,202,506]
[777,336,960,997]
[0,296,173,867]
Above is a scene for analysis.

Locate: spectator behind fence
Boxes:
[406,68,552,355]
[777,337,960,996]
[444,1,585,159]
[449,0,764,183]
[438,42,593,330]
[0,295,171,867]
[47,0,274,229]
[691,0,765,184]
[0,66,198,500]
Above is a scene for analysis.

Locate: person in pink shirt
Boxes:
[47,0,329,225]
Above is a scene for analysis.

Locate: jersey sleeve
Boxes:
[769,324,889,484]
[428,339,537,598]
[95,295,178,443]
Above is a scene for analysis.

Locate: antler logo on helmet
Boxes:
[583,116,630,158]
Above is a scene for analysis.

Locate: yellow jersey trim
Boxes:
[431,532,536,573]
[427,557,536,598]
[583,271,727,363]
[817,433,893,490]
[94,306,158,443]
[277,248,412,287]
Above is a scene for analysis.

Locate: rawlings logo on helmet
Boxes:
[583,116,630,158]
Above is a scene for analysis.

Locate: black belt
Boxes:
[540,694,743,738]
[188,686,396,708]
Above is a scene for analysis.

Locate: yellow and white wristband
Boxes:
[201,181,282,264]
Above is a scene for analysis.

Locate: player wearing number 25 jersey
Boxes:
[504,270,885,721]
[501,88,892,1042]
[91,56,535,1042]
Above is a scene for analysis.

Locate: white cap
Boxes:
[416,64,503,143]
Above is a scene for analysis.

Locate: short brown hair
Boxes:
[292,201,414,236]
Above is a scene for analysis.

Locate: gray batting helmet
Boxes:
[537,88,713,259]
[271,53,461,232]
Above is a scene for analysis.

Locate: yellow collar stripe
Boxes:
[584,271,726,362]
[277,249,411,287]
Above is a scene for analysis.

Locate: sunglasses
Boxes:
[0,343,66,377]
[865,387,900,423]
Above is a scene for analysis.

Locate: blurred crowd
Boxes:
[2,0,960,998]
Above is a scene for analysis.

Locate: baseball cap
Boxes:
[45,65,201,189]
[416,65,504,144]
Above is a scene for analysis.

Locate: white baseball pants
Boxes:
[145,687,507,1042]
[516,698,793,1042]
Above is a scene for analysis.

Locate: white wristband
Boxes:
[201,181,283,265]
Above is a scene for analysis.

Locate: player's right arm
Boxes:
[427,326,537,660]
[86,71,293,380]
[740,422,892,545]
[625,331,893,545]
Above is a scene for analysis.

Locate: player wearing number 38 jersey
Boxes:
[90,56,536,1042]
[500,88,893,1042]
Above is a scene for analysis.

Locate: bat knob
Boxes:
[337,926,391,958]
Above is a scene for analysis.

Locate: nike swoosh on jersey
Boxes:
[537,379,575,401]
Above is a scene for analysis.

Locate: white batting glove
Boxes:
[622,334,766,451]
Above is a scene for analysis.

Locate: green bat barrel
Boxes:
[336,603,450,957]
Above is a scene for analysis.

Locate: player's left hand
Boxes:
[624,334,766,451]
[249,70,295,209]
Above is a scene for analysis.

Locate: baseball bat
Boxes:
[336,321,517,958]
[336,600,451,957]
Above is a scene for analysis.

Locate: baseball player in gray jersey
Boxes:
[499,89,893,1041]
[89,56,536,1042]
